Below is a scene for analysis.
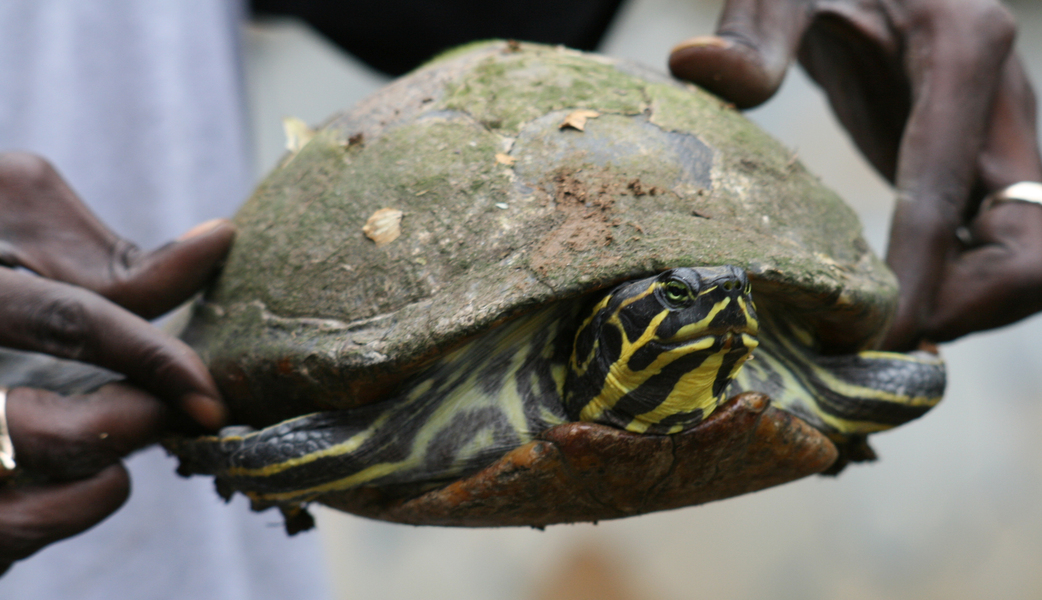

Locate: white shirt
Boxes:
[0,2,331,598]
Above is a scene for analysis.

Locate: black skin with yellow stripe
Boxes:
[171,265,945,529]
[564,266,757,434]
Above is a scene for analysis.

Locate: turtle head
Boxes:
[564,266,759,434]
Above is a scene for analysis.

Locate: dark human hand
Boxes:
[668,0,1042,349]
[0,152,236,573]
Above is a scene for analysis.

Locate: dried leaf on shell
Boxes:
[363,208,404,247]
[283,117,315,153]
[559,110,601,132]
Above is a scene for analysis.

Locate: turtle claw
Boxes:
[821,434,878,476]
[215,478,236,502]
[279,504,315,535]
[217,425,257,437]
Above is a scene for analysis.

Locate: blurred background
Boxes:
[242,2,1042,599]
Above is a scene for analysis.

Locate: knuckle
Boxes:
[968,2,1016,47]
[112,238,141,271]
[908,1,1015,51]
[105,238,143,286]
[29,292,93,361]
[9,388,126,479]
[0,152,58,192]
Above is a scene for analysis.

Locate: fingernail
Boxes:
[917,340,940,355]
[182,393,229,431]
[671,35,732,54]
[178,219,228,241]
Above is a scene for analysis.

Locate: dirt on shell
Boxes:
[530,168,632,276]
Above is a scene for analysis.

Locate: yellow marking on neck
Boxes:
[580,294,614,329]
[551,363,567,397]
[578,328,717,424]
[568,294,614,376]
[570,337,600,378]
[737,349,896,435]
[624,418,650,434]
[787,320,816,348]
[631,337,746,427]
[407,379,434,402]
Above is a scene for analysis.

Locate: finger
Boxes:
[796,5,909,181]
[0,269,226,429]
[914,53,1042,342]
[5,384,167,480]
[0,464,129,570]
[881,1,1017,350]
[926,54,1042,339]
[101,219,236,320]
[669,0,813,108]
[975,55,1042,192]
[0,152,236,320]
[926,202,1042,341]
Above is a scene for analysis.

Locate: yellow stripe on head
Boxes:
[566,266,758,435]
[668,297,732,341]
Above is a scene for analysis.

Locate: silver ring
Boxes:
[957,182,1042,245]
[981,181,1042,212]
[0,387,15,472]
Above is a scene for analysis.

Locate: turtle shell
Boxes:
[180,41,892,524]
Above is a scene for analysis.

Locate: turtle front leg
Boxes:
[165,371,547,532]
[165,406,395,532]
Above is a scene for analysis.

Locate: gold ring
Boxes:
[0,387,16,472]
[981,182,1042,212]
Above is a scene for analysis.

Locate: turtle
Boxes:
[169,41,945,533]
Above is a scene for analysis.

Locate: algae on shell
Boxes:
[182,41,893,426]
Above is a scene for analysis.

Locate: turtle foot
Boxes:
[279,504,316,535]
[821,434,878,476]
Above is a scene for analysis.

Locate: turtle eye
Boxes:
[662,279,693,307]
